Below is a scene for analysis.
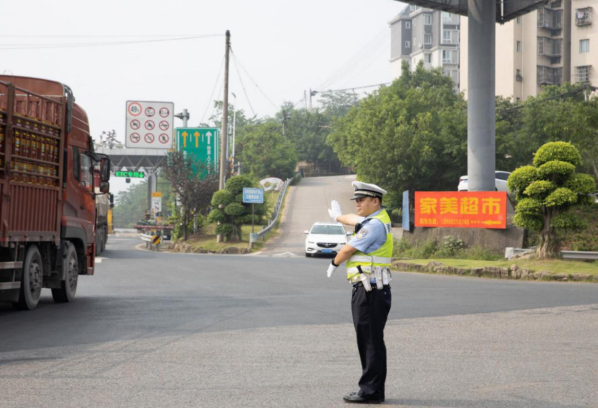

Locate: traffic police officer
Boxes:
[327,181,393,404]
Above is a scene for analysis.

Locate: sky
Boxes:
[1,0,406,194]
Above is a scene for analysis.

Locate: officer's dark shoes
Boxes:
[343,391,383,404]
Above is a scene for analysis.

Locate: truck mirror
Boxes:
[100,158,111,182]
[99,181,110,194]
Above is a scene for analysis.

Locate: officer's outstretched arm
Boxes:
[336,214,361,226]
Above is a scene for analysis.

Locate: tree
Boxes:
[163,151,218,241]
[327,61,468,208]
[318,90,360,119]
[508,142,596,259]
[237,121,298,179]
[207,175,266,241]
[281,106,337,174]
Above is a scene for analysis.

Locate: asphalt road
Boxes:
[1,175,598,408]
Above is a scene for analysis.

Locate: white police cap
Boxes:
[351,181,387,200]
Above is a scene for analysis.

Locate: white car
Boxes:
[458,171,511,192]
[304,222,349,257]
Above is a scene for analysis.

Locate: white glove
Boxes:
[327,263,337,278]
[328,200,342,222]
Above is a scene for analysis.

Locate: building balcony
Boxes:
[537,66,563,86]
[576,8,592,27]
[538,37,562,57]
[538,8,563,30]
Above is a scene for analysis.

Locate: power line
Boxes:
[0,34,223,50]
[321,82,391,94]
[201,56,226,125]
[230,48,278,111]
[230,51,257,117]
[497,84,597,115]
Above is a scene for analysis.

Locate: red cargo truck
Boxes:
[0,76,110,310]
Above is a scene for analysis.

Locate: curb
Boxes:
[391,261,598,283]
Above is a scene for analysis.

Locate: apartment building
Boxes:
[461,0,596,101]
[389,5,461,88]
[571,0,596,85]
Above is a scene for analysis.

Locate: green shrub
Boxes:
[211,190,233,206]
[565,173,597,195]
[537,160,576,182]
[523,180,555,198]
[507,166,538,195]
[533,141,582,167]
[545,187,577,208]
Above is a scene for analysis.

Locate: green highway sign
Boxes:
[115,171,145,178]
[176,127,219,179]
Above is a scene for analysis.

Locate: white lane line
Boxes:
[95,257,109,263]
[272,252,300,258]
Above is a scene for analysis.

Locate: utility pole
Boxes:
[174,109,190,128]
[219,30,230,191]
[232,92,237,166]
[218,30,231,243]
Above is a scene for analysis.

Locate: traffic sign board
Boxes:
[243,188,264,204]
[175,127,219,179]
[126,101,174,149]
[115,171,145,178]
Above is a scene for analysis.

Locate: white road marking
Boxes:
[273,252,300,258]
[95,257,109,263]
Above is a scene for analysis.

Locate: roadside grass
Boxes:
[171,188,287,252]
[396,258,598,276]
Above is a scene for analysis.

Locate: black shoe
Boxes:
[343,391,383,404]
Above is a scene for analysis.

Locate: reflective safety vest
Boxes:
[346,209,393,280]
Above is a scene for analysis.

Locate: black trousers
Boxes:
[351,283,392,396]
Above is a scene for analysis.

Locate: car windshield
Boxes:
[310,225,345,235]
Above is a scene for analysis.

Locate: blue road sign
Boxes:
[243,188,264,204]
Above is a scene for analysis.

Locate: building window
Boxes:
[424,34,432,45]
[443,12,452,21]
[424,14,432,25]
[516,17,521,24]
[580,39,590,53]
[517,41,521,52]
[405,21,411,29]
[405,41,411,48]
[576,65,591,83]
[516,69,523,82]
[424,53,432,63]
[443,30,451,43]
[442,50,452,63]
[538,37,544,55]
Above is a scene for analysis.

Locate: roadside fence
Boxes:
[249,172,302,248]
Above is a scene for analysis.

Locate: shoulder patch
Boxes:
[355,229,369,240]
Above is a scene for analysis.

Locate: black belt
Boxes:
[353,282,390,290]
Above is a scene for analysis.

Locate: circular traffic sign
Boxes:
[130,133,141,143]
[145,120,155,130]
[144,133,155,143]
[145,107,156,117]
[159,133,170,144]
[159,121,170,131]
[130,119,141,130]
[128,102,142,117]
[159,107,170,117]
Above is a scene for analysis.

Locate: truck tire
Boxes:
[14,245,43,311]
[52,243,78,303]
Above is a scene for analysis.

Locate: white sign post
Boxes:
[126,101,174,149]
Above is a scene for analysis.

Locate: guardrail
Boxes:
[249,172,302,248]
[140,232,162,251]
[506,247,598,261]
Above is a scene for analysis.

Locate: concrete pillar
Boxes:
[467,0,496,191]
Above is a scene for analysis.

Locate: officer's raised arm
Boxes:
[328,199,361,226]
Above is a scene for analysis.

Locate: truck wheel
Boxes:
[52,243,78,303]
[14,245,43,310]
